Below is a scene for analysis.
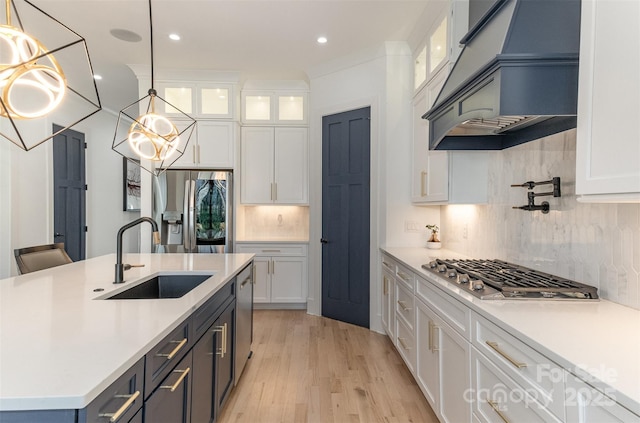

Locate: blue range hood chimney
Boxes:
[423,0,581,150]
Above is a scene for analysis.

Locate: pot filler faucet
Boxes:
[115,217,160,284]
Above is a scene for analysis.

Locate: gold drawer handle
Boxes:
[397,300,411,312]
[486,341,527,369]
[382,261,393,270]
[160,368,191,392]
[98,390,140,422]
[398,337,411,351]
[156,338,188,360]
[261,249,281,253]
[397,271,411,282]
[487,399,510,423]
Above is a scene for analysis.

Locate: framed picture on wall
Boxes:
[123,157,141,211]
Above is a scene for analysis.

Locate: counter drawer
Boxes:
[417,275,471,340]
[193,279,235,340]
[80,357,144,423]
[396,317,416,373]
[236,243,307,256]
[473,314,565,420]
[472,348,561,423]
[395,281,415,330]
[145,320,192,399]
[395,262,415,292]
[381,254,396,274]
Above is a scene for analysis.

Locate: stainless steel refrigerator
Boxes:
[153,170,232,253]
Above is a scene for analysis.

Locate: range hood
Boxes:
[423,0,581,150]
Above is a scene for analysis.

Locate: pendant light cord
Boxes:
[148,0,155,91]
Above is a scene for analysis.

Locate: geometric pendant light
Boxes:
[0,0,101,150]
[111,0,195,176]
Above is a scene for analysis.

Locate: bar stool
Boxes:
[14,243,73,275]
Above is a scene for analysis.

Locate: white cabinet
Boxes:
[241,90,307,125]
[565,373,640,423]
[412,32,489,205]
[381,257,395,338]
[156,82,235,119]
[575,0,640,202]
[235,243,308,306]
[415,276,472,423]
[171,121,236,168]
[240,127,308,204]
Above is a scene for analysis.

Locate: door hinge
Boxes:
[84,142,87,149]
[85,226,88,232]
[85,184,88,190]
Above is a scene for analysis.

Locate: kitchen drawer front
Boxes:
[81,357,144,423]
[395,262,415,292]
[236,243,307,256]
[396,317,416,373]
[381,254,396,274]
[144,350,193,423]
[416,275,471,340]
[193,279,235,340]
[145,320,192,398]
[395,281,415,330]
[473,314,565,420]
[472,348,561,423]
[565,372,640,422]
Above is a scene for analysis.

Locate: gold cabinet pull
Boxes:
[98,390,140,422]
[214,323,228,358]
[398,337,410,351]
[487,400,510,423]
[429,321,439,352]
[486,341,527,369]
[421,171,427,197]
[397,300,411,312]
[397,271,411,282]
[261,249,281,253]
[383,276,389,295]
[382,261,393,270]
[160,368,191,392]
[156,338,188,360]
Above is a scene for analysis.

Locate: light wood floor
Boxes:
[218,310,439,423]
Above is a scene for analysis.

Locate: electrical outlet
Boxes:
[404,220,420,232]
[462,224,468,239]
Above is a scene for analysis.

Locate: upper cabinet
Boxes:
[575,0,640,202]
[155,81,236,120]
[413,0,468,93]
[240,127,308,204]
[241,90,308,125]
[170,121,237,169]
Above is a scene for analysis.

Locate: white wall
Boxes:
[0,107,141,278]
[308,42,438,333]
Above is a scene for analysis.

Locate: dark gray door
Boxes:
[52,125,86,261]
[321,107,371,328]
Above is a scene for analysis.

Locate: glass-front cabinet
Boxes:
[241,90,307,125]
[156,81,235,119]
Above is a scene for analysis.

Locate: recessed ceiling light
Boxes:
[169,33,180,41]
[93,74,102,80]
[110,28,142,43]
[317,36,327,44]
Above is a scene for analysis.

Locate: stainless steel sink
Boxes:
[105,274,213,299]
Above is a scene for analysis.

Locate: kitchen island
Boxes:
[0,253,254,421]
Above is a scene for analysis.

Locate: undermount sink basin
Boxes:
[105,274,213,300]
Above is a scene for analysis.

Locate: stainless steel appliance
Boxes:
[422,259,598,301]
[153,170,232,253]
[235,263,253,385]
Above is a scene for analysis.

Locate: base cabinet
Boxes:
[565,373,640,423]
[145,351,193,423]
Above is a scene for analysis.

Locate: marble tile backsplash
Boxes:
[441,130,640,310]
[237,205,309,241]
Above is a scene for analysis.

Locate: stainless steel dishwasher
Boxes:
[235,263,253,384]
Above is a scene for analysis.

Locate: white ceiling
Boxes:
[31,0,430,110]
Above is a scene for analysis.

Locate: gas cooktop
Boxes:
[422,259,599,301]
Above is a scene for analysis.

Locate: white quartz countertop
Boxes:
[382,247,640,416]
[0,253,254,411]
